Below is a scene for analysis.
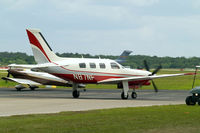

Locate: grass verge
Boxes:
[0,105,200,133]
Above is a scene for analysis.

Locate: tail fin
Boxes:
[115,50,132,64]
[26,29,61,64]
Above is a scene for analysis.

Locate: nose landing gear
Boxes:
[131,91,137,99]
[121,91,137,99]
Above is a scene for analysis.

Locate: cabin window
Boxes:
[111,62,120,69]
[99,63,106,69]
[90,63,96,68]
[79,63,86,68]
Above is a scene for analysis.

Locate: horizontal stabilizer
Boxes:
[8,63,64,69]
[2,77,41,85]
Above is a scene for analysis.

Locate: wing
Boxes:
[98,73,193,84]
[2,77,41,85]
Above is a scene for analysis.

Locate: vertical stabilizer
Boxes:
[26,29,61,64]
[116,50,132,64]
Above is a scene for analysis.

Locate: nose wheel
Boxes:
[131,92,137,99]
[121,92,137,99]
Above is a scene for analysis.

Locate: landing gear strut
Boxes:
[121,92,128,99]
[121,81,129,99]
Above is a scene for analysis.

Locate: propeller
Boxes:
[144,60,150,71]
[151,64,162,76]
[151,80,158,92]
[143,60,162,92]
[7,69,10,78]
[5,68,11,83]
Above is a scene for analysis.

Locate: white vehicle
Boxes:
[23,29,192,99]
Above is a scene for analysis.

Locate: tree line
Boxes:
[0,52,200,69]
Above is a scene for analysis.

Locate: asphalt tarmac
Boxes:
[0,88,190,116]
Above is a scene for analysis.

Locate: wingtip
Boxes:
[184,73,195,75]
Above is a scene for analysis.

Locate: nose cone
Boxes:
[141,70,152,76]
[133,69,152,76]
[143,70,151,76]
[146,71,152,76]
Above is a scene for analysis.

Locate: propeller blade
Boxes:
[143,60,160,92]
[151,80,158,92]
[7,73,10,78]
[7,70,10,77]
[5,69,11,83]
[143,60,150,71]
[152,65,162,75]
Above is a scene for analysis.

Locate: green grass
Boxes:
[142,70,199,90]
[0,105,200,133]
[1,69,199,90]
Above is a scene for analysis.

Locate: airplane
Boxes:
[1,50,131,91]
[2,66,85,91]
[115,50,132,64]
[21,28,192,99]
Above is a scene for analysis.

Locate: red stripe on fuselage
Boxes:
[52,73,122,83]
[51,73,151,86]
[26,30,51,62]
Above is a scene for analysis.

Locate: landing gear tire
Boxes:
[121,92,128,99]
[185,96,196,105]
[131,92,137,99]
[73,90,80,98]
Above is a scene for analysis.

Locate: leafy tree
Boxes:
[0,52,200,68]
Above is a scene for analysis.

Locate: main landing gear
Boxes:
[121,81,137,99]
[72,83,80,98]
[73,90,80,98]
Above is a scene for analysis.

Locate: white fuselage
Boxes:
[40,58,151,84]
